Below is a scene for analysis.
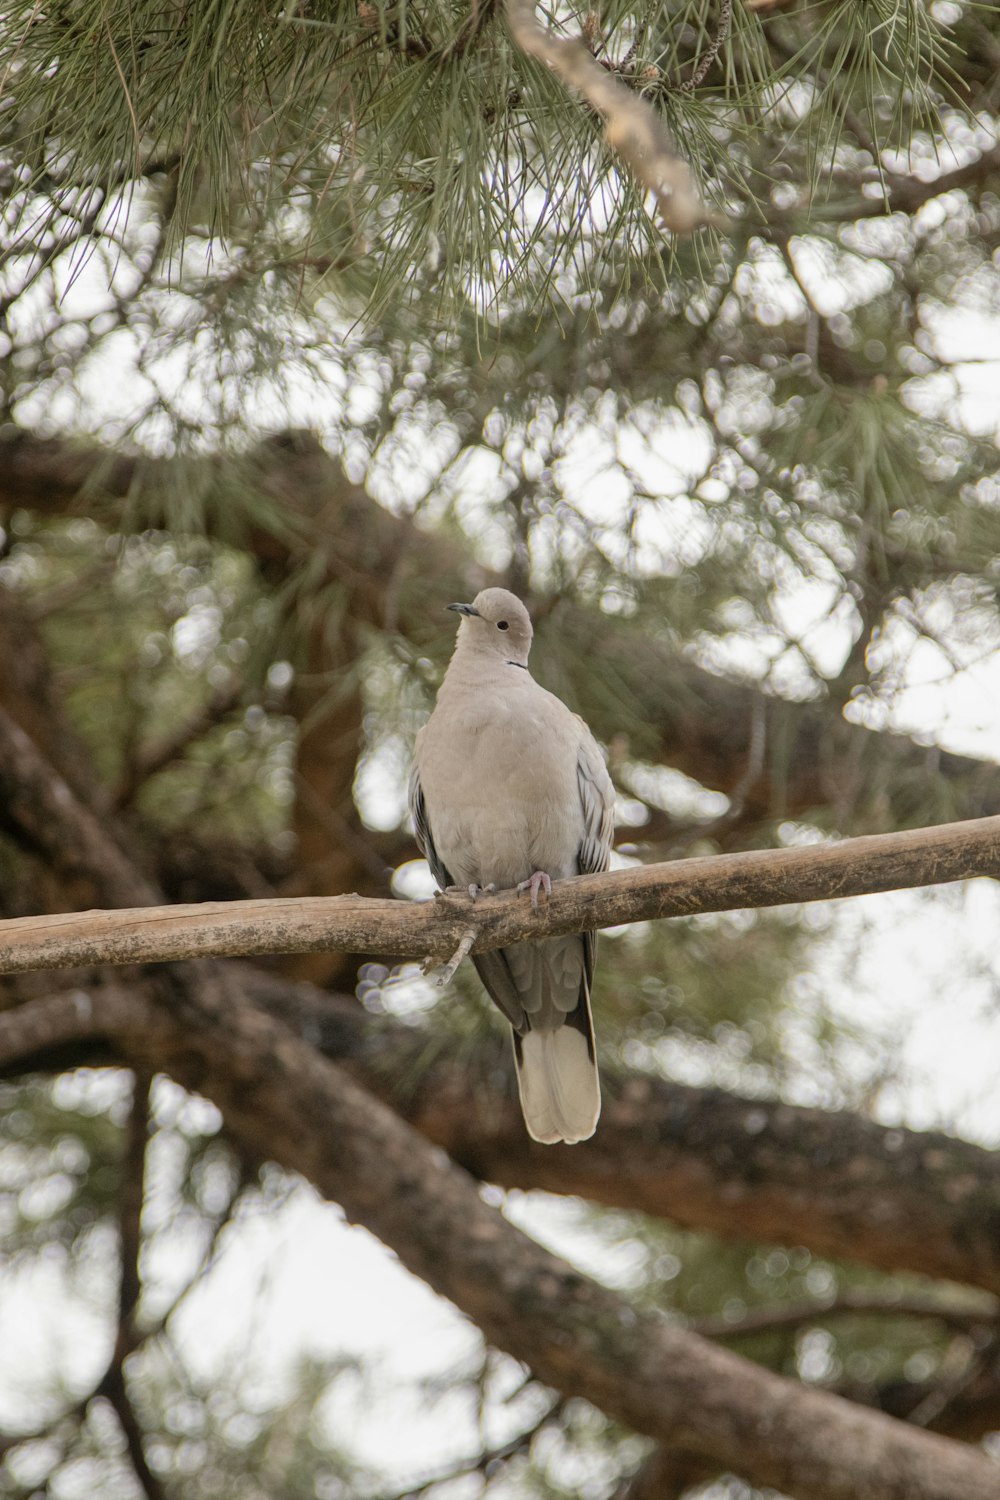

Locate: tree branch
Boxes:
[0,711,159,911]
[117,1069,151,1336]
[107,963,999,1500]
[248,974,1000,1301]
[504,0,717,233]
[96,1360,168,1500]
[690,1290,1000,1342]
[13,974,998,1496]
[4,810,1000,975]
[2,998,1000,1493]
[8,975,1000,1301]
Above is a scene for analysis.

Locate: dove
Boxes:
[408,587,615,1143]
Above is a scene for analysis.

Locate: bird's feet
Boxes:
[516,870,552,908]
[436,882,498,901]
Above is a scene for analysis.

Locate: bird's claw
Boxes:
[435,882,497,901]
[516,870,552,908]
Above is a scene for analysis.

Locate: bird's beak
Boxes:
[447,602,480,617]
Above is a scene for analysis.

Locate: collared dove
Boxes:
[408,587,615,1144]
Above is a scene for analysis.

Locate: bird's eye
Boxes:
[497,620,509,631]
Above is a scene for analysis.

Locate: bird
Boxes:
[408,587,615,1144]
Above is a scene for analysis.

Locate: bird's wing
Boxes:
[506,722,612,1143]
[576,725,616,877]
[575,726,616,989]
[407,759,454,892]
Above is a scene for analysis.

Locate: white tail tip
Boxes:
[514,1027,601,1145]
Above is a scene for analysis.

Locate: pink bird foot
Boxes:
[516,870,552,908]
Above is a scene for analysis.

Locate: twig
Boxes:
[373,1397,564,1500]
[504,0,720,233]
[691,1290,1000,1342]
[677,0,733,92]
[434,927,477,987]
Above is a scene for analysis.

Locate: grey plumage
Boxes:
[408,587,615,1144]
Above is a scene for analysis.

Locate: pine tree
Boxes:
[1,3,1000,1496]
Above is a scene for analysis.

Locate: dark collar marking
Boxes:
[507,660,528,670]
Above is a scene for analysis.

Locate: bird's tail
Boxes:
[513,1008,601,1145]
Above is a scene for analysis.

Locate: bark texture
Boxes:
[4,810,1000,976]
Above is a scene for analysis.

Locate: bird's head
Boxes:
[448,587,533,667]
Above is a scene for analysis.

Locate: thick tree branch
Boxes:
[560,603,1000,831]
[244,976,1000,1302]
[8,976,1000,1302]
[620,1339,1000,1484]
[11,977,998,1496]
[97,964,1000,1500]
[3,810,1000,975]
[0,712,159,911]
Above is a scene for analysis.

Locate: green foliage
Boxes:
[0,1073,126,1264]
[1,513,295,847]
[0,0,982,325]
[572,1200,989,1400]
